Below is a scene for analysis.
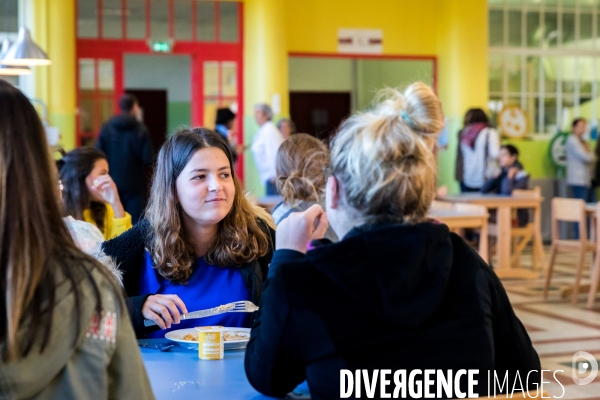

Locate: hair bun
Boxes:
[402,82,444,136]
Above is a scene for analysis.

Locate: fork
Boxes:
[228,300,259,312]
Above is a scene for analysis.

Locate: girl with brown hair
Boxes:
[102,128,275,337]
[0,80,153,398]
[272,133,337,241]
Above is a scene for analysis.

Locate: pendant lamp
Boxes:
[0,39,31,75]
[1,27,51,66]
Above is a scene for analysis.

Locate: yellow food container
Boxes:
[195,326,224,360]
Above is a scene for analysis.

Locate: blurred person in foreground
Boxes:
[96,93,154,224]
[244,83,540,399]
[0,80,153,399]
[58,147,133,240]
[271,133,337,241]
[251,103,284,195]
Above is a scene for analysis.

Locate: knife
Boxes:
[143,303,235,327]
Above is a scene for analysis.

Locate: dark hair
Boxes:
[119,93,137,113]
[145,128,274,284]
[463,108,489,127]
[501,144,519,157]
[0,80,118,361]
[572,117,587,128]
[58,147,108,232]
[215,108,236,126]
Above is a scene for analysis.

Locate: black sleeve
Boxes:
[244,261,306,397]
[477,267,541,390]
[139,128,155,165]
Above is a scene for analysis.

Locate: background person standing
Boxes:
[96,94,154,224]
[455,108,501,193]
[567,117,596,203]
[251,103,284,195]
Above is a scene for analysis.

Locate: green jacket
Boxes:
[0,258,155,400]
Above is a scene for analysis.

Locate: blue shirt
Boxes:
[139,251,252,338]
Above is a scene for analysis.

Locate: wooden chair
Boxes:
[544,198,595,303]
[587,202,600,309]
[511,187,543,270]
[488,187,543,271]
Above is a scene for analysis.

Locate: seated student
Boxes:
[244,83,540,399]
[58,147,133,240]
[102,129,275,337]
[481,144,530,226]
[0,80,153,399]
[272,133,338,242]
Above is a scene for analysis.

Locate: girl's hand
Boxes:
[142,294,188,330]
[90,175,125,217]
[276,204,329,253]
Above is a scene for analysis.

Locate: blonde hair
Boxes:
[276,133,329,205]
[330,82,444,224]
[146,129,275,284]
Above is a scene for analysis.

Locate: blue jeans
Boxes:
[265,180,279,196]
[570,185,596,239]
[460,182,480,193]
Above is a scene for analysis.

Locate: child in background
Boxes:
[481,144,530,226]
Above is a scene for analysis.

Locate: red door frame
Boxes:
[75,1,245,180]
[288,52,438,94]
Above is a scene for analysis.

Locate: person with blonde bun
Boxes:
[272,133,338,241]
[245,83,540,399]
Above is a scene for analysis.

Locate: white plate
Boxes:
[165,327,251,350]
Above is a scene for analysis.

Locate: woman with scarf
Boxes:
[455,108,501,192]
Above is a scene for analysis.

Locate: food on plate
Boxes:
[181,329,249,342]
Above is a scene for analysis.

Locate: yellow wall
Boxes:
[286,0,439,56]
[32,0,77,151]
[244,0,289,196]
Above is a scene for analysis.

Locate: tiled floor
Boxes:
[500,248,600,399]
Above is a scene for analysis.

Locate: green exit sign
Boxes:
[150,41,172,53]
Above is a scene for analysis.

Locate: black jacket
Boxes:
[244,222,540,400]
[96,114,154,196]
[102,219,275,337]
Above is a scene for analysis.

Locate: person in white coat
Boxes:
[251,103,285,195]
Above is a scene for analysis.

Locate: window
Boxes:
[77,0,240,44]
[203,61,238,128]
[489,0,600,134]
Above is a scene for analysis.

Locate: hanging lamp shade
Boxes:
[1,27,51,66]
[0,39,31,76]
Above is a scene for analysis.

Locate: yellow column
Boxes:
[436,0,489,192]
[32,0,77,151]
[243,0,289,196]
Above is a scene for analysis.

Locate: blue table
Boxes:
[139,339,310,400]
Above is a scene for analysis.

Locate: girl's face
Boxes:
[85,159,109,202]
[175,147,235,228]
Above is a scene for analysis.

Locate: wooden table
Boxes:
[443,194,545,279]
[428,201,489,263]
